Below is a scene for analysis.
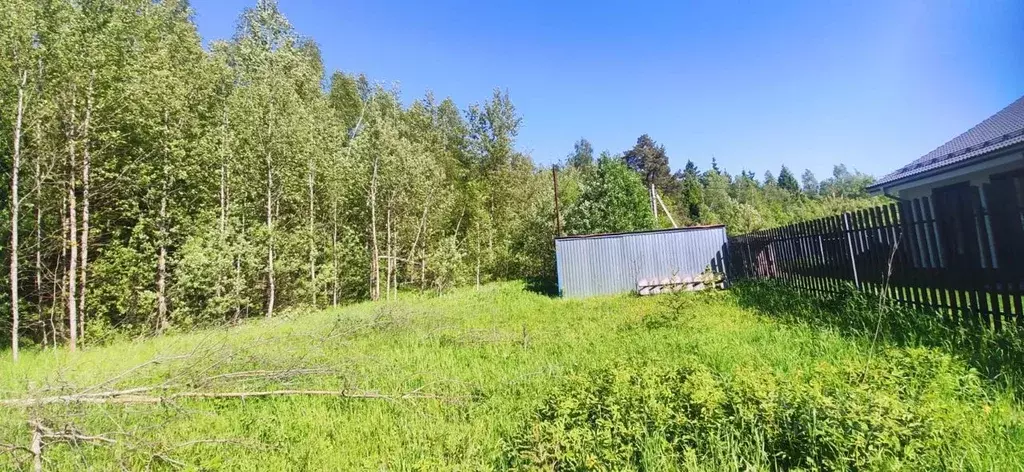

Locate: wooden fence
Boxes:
[728,178,1024,329]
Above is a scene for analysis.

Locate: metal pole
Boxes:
[843,212,860,289]
[552,166,562,237]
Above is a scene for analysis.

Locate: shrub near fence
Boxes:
[728,196,1024,330]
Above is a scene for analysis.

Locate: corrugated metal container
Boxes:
[555,226,730,298]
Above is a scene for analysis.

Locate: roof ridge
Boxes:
[873,94,1024,187]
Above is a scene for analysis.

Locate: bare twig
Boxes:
[30,420,117,445]
[862,226,903,379]
[2,388,468,407]
[0,442,33,456]
[201,368,336,383]
[169,438,262,450]
[79,355,191,395]
[30,422,42,472]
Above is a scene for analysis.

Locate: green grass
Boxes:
[1,282,1022,470]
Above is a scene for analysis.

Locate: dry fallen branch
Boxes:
[30,420,117,445]
[169,438,263,450]
[200,368,337,383]
[24,420,119,472]
[20,419,261,471]
[2,388,470,407]
[79,354,192,395]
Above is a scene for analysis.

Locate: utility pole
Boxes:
[653,189,677,228]
[551,166,562,237]
[649,182,659,223]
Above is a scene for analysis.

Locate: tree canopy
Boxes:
[0,0,879,355]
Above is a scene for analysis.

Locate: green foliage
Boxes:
[327,71,366,137]
[678,160,704,222]
[566,138,594,170]
[88,241,157,335]
[1,0,559,347]
[802,168,819,196]
[819,164,875,198]
[564,155,655,235]
[0,0,879,353]
[505,349,990,471]
[428,235,467,293]
[623,134,675,192]
[777,165,800,193]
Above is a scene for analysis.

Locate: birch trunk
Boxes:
[220,166,227,235]
[156,180,168,333]
[156,112,170,333]
[308,160,316,306]
[9,70,27,361]
[78,73,93,342]
[265,151,275,318]
[35,119,43,349]
[368,155,380,301]
[217,161,226,302]
[385,204,392,300]
[57,194,67,347]
[66,103,79,352]
[233,214,243,324]
[218,113,229,303]
[331,198,338,307]
[407,190,432,281]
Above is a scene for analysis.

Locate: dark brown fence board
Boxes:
[727,188,1024,332]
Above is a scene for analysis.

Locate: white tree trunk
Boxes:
[9,70,26,361]
[156,111,172,333]
[218,113,229,304]
[78,73,93,343]
[217,161,226,302]
[265,152,275,318]
[386,204,392,301]
[66,105,79,353]
[233,216,242,324]
[35,119,43,349]
[331,198,338,307]
[407,191,432,282]
[58,194,67,347]
[369,156,380,301]
[308,160,316,306]
[156,185,168,333]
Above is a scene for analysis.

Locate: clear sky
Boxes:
[190,0,1024,180]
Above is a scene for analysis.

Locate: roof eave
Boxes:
[866,141,1024,194]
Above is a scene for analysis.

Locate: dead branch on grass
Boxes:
[200,367,338,384]
[2,387,471,407]
[16,419,259,472]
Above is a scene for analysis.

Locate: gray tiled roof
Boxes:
[871,95,1024,188]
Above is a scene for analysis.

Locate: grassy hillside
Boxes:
[1,283,1022,470]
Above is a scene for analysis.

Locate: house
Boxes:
[867,95,1024,271]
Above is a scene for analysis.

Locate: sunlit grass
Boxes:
[1,282,1021,470]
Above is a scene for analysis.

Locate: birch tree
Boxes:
[1,0,36,360]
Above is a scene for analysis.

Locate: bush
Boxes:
[504,350,993,471]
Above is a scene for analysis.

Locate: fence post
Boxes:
[843,212,860,289]
[749,237,757,278]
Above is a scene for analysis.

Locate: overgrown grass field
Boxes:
[2,282,1023,470]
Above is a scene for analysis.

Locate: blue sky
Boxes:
[191,0,1024,180]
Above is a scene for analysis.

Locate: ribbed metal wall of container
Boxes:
[555,226,730,298]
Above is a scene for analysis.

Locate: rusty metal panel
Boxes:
[555,226,730,298]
